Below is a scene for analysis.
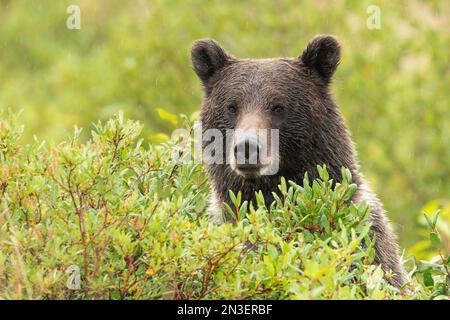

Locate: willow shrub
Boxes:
[0,112,448,299]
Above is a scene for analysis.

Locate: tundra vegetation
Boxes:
[0,112,448,299]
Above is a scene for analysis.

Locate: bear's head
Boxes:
[191,35,359,214]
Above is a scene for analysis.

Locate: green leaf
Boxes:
[344,184,357,201]
[239,200,248,218]
[229,190,238,206]
[342,168,352,184]
[267,244,278,260]
[317,164,328,181]
[423,269,434,287]
[224,203,237,221]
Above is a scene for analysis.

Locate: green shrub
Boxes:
[0,112,448,299]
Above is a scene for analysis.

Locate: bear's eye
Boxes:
[227,104,237,115]
[271,105,285,115]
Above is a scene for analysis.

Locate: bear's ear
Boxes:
[191,39,233,91]
[300,35,340,83]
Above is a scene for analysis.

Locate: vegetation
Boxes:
[0,113,448,299]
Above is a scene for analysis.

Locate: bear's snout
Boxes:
[229,128,279,178]
[233,133,263,174]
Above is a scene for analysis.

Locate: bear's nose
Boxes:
[233,134,262,170]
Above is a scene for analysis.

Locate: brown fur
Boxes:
[191,35,407,287]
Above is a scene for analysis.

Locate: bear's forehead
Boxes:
[215,59,305,98]
[210,59,311,108]
[232,59,297,75]
[221,59,303,86]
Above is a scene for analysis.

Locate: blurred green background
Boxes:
[0,0,449,248]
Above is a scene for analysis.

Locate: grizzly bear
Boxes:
[191,35,406,287]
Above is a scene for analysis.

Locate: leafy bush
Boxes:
[0,112,448,299]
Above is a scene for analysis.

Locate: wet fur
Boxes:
[192,35,406,287]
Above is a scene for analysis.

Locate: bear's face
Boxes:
[192,35,345,184]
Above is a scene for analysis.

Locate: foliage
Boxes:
[1,113,448,299]
[408,199,450,260]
